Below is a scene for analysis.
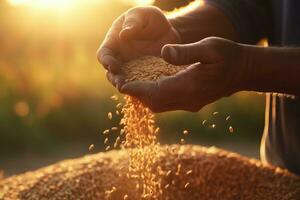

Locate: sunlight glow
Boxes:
[133,0,154,5]
[166,0,204,18]
[8,0,74,9]
[122,0,154,6]
[8,0,155,8]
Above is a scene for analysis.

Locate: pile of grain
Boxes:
[115,56,189,198]
[1,145,299,200]
[121,56,188,82]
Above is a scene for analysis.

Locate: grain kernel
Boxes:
[186,170,193,175]
[184,182,190,188]
[110,95,119,101]
[116,103,123,109]
[104,138,109,144]
[108,112,113,120]
[88,144,94,151]
[166,170,172,176]
[180,139,185,144]
[229,126,234,133]
[111,127,118,131]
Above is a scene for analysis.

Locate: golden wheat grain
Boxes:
[1,146,291,200]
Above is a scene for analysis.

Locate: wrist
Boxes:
[225,44,254,93]
[238,44,272,92]
[238,44,257,91]
[239,45,289,94]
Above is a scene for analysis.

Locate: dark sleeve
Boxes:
[204,0,273,44]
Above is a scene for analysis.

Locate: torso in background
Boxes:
[261,0,300,175]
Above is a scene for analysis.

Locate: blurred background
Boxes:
[0,0,265,177]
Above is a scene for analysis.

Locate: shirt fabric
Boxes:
[205,0,300,175]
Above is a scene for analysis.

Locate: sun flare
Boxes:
[8,0,74,8]
[8,0,155,8]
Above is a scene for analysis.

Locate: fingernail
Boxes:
[119,84,128,94]
[124,24,134,30]
[167,46,178,59]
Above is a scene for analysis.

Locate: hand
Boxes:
[97,6,181,88]
[120,37,248,113]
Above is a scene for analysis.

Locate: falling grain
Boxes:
[180,139,185,144]
[104,138,109,145]
[119,56,189,198]
[108,112,113,120]
[111,127,118,131]
[183,130,189,135]
[186,170,193,175]
[110,95,119,101]
[166,170,172,177]
[116,103,123,109]
[88,144,94,151]
[184,182,190,188]
[229,126,234,133]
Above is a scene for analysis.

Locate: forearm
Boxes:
[243,45,300,96]
[168,3,238,43]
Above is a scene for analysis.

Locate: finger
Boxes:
[120,75,189,112]
[106,71,116,87]
[119,9,144,41]
[120,80,156,100]
[161,41,211,65]
[97,15,124,73]
[106,72,126,90]
[114,74,126,90]
[98,47,121,73]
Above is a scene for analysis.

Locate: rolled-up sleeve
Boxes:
[205,0,272,44]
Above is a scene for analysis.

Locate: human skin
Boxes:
[97,4,300,113]
[122,37,300,112]
[97,4,237,89]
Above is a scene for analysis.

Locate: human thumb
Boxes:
[162,42,207,65]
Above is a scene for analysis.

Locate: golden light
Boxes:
[7,0,74,9]
[166,0,204,18]
[122,0,154,6]
[133,0,154,5]
[7,0,28,6]
[8,0,155,7]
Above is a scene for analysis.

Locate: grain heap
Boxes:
[1,145,300,200]
[117,56,189,198]
[121,56,188,82]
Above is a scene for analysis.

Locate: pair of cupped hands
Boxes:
[97,6,248,113]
